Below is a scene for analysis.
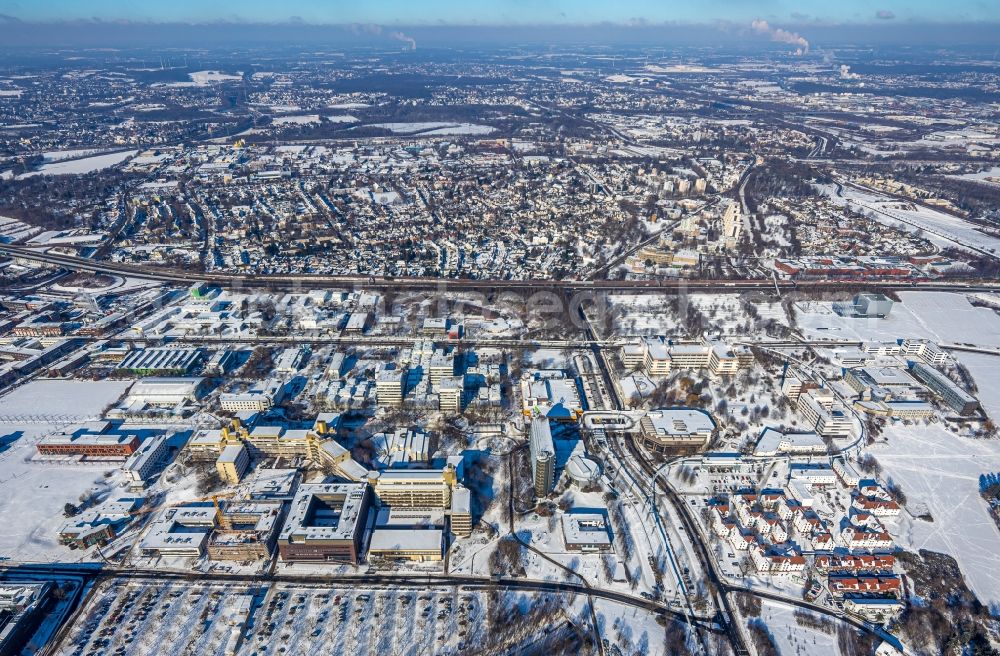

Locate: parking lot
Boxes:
[56,579,486,656]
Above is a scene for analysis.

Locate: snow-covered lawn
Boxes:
[878,423,1000,606]
[757,600,838,656]
[796,291,1000,348]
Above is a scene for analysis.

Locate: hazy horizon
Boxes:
[1,18,999,51]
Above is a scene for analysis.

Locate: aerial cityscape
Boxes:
[1,1,1000,655]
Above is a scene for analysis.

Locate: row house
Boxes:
[749,542,807,575]
[828,574,902,599]
[841,526,894,551]
[815,554,895,572]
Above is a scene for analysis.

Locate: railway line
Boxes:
[4,242,1000,294]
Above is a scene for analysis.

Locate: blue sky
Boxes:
[1,0,996,24]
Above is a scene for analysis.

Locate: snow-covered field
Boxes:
[796,291,1000,348]
[756,600,838,656]
[18,150,137,178]
[878,423,1000,606]
[272,114,320,125]
[0,379,132,562]
[368,122,495,135]
[188,70,242,85]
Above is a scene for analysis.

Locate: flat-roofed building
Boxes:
[58,497,142,548]
[207,500,282,561]
[754,428,825,457]
[428,351,454,386]
[216,443,250,484]
[368,459,462,509]
[37,421,141,458]
[450,486,472,538]
[0,582,52,656]
[123,434,171,489]
[117,347,201,375]
[620,342,646,369]
[844,367,919,397]
[909,361,979,416]
[246,468,300,501]
[375,370,405,406]
[438,376,463,413]
[368,528,443,562]
[797,389,854,438]
[125,377,208,406]
[139,504,216,558]
[277,483,371,563]
[709,342,754,375]
[371,428,430,468]
[644,340,671,375]
[521,371,584,420]
[638,408,715,455]
[219,377,285,413]
[561,513,612,552]
[667,343,712,369]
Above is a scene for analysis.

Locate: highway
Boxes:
[3,242,1000,294]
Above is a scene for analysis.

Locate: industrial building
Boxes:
[123,376,209,407]
[116,347,202,375]
[834,293,894,318]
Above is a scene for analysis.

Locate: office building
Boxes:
[909,361,979,416]
[277,483,371,563]
[638,408,715,455]
[529,417,556,497]
[216,443,250,484]
[37,421,141,458]
[123,434,170,489]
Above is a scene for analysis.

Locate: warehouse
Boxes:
[124,377,209,407]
